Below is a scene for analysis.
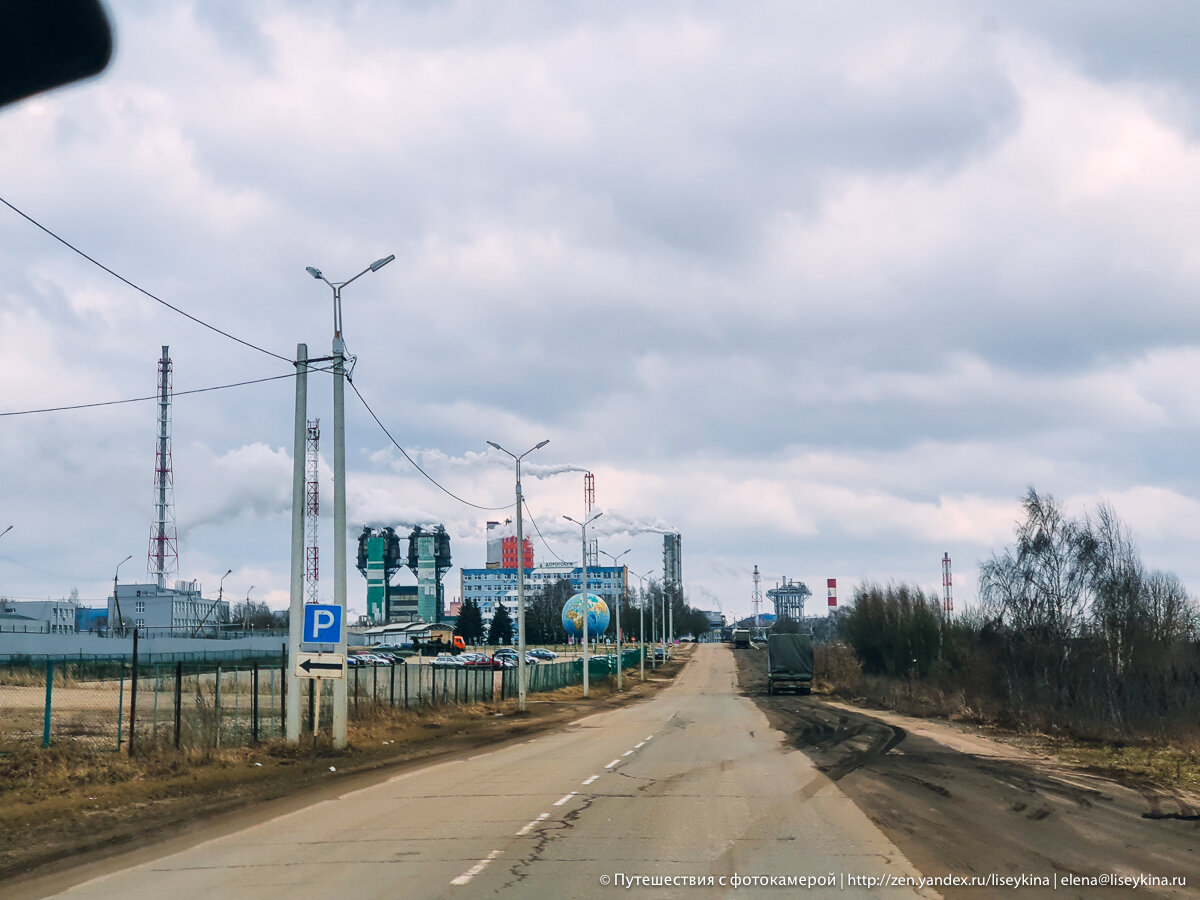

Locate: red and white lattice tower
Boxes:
[827,578,838,609]
[752,565,762,628]
[584,471,599,567]
[942,552,953,614]
[147,345,178,588]
[305,419,320,603]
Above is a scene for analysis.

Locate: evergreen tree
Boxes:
[455,597,485,645]
[487,603,514,645]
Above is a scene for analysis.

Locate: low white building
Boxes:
[0,599,78,634]
[108,581,229,635]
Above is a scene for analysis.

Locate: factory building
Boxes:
[485,519,533,570]
[459,562,627,620]
[108,581,229,635]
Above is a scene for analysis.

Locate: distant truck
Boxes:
[732,628,751,649]
[410,634,466,657]
[766,633,813,695]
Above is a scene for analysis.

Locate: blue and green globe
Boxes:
[561,593,610,639]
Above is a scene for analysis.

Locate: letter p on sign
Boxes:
[303,604,343,644]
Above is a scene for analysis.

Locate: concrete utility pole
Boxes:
[564,512,602,698]
[487,439,548,713]
[307,256,393,749]
[112,554,132,637]
[286,343,307,745]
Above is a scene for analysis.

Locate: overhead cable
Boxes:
[523,496,568,563]
[348,379,513,513]
[0,194,294,364]
[0,369,329,417]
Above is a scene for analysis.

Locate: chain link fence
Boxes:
[1,644,649,753]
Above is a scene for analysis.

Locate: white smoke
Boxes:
[525,463,590,478]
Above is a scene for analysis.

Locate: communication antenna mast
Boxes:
[147,345,178,588]
[942,552,953,614]
[752,565,762,628]
[584,472,598,567]
[305,419,320,603]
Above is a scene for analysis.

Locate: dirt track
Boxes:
[734,645,1200,898]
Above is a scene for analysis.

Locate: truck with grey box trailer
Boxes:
[731,627,751,649]
[766,633,813,694]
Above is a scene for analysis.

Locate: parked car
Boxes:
[528,648,557,660]
[493,648,519,659]
[430,655,465,668]
[460,653,501,668]
[353,653,392,666]
[490,655,516,668]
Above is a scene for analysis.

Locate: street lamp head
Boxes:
[305,266,323,280]
[534,439,550,450]
[487,440,502,451]
[369,254,395,272]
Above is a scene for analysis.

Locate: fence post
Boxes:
[117,665,125,751]
[280,643,286,737]
[390,664,395,707]
[42,660,53,748]
[252,662,260,744]
[308,679,315,733]
[174,660,183,750]
[215,664,222,748]
[129,630,139,757]
[353,665,359,714]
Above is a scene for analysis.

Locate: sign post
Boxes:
[298,603,345,747]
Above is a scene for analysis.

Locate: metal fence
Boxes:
[0,646,647,753]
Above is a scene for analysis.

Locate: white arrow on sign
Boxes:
[294,652,346,679]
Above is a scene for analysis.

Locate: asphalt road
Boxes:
[45,644,935,898]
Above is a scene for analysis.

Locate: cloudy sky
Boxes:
[4,1,1200,623]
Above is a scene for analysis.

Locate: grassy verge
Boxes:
[1,648,691,885]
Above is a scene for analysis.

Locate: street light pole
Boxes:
[112,554,132,637]
[600,548,630,690]
[564,512,602,698]
[306,254,394,750]
[631,568,653,680]
[487,439,549,713]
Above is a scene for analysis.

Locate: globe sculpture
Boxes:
[561,592,610,640]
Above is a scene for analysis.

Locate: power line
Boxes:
[348,379,512,513]
[523,496,567,563]
[0,194,294,364]
[0,369,330,417]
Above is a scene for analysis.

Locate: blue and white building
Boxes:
[459,562,628,621]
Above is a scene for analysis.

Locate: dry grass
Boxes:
[0,651,690,883]
[815,649,1200,794]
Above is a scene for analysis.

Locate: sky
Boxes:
[5,1,1200,623]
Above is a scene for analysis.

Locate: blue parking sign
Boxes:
[303,604,343,644]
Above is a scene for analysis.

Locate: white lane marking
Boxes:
[634,741,646,749]
[450,849,503,885]
[582,775,599,785]
[553,792,577,807]
[646,734,654,740]
[622,750,634,757]
[605,758,621,768]
[515,813,550,836]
